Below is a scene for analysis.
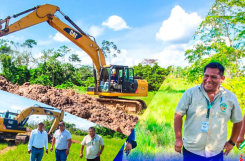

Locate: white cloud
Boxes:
[75,50,87,57]
[110,49,141,67]
[11,105,23,110]
[53,32,69,42]
[34,52,43,59]
[81,55,93,65]
[156,5,202,44]
[152,44,188,67]
[102,15,130,31]
[88,26,104,38]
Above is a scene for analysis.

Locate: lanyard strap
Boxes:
[205,99,214,119]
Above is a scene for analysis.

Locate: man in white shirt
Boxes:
[28,121,48,161]
[50,122,72,161]
[80,127,104,161]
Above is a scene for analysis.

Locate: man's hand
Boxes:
[97,152,101,157]
[50,147,53,152]
[175,138,183,154]
[80,153,83,158]
[46,149,48,154]
[66,149,69,155]
[28,150,31,154]
[223,141,234,155]
[124,142,132,155]
[236,135,245,149]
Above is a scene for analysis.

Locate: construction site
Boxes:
[0,75,140,136]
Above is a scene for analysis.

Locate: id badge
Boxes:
[201,122,209,132]
[91,146,94,151]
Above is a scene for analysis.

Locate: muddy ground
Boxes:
[0,76,138,136]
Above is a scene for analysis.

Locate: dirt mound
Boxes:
[0,76,138,136]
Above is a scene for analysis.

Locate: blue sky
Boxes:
[0,0,214,68]
[0,90,96,130]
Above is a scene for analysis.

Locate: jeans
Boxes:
[55,149,68,161]
[30,147,44,161]
[183,146,223,161]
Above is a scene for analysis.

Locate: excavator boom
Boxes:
[0,4,148,114]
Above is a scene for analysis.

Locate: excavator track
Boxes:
[15,135,29,145]
[96,97,147,114]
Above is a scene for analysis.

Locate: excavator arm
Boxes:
[15,105,64,134]
[0,4,106,79]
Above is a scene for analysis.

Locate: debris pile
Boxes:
[0,76,138,136]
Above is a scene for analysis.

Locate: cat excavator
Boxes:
[0,105,64,145]
[0,4,148,114]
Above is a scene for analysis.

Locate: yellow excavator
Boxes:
[0,4,148,114]
[0,105,64,144]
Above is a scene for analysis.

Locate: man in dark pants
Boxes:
[50,122,72,161]
[80,127,104,161]
[174,62,243,161]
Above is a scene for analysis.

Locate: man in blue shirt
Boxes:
[28,121,48,161]
[50,122,72,161]
[113,129,137,161]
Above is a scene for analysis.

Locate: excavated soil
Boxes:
[0,76,138,136]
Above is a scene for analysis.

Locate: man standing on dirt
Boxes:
[50,122,72,161]
[174,62,243,161]
[80,127,104,161]
[28,121,48,161]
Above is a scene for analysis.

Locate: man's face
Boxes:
[59,125,65,131]
[203,68,225,93]
[38,123,44,130]
[89,129,95,137]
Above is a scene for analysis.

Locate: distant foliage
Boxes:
[94,125,127,139]
[222,77,245,109]
[132,63,171,91]
[0,39,94,88]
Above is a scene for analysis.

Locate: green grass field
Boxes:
[126,77,245,160]
[0,143,8,151]
[0,136,125,161]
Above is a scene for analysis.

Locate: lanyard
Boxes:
[205,99,214,119]
[205,96,222,119]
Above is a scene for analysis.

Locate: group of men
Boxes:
[28,122,105,161]
[174,62,245,161]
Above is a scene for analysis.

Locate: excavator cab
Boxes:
[98,65,137,94]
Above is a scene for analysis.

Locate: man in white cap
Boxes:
[50,122,72,161]
[28,120,48,161]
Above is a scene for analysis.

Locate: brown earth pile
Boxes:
[0,76,138,136]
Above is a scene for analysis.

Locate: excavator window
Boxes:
[99,68,110,92]
[129,69,134,83]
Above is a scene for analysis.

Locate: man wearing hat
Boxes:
[50,122,72,161]
[28,120,49,161]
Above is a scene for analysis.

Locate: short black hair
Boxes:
[204,62,225,76]
[89,127,95,131]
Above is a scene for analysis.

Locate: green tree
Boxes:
[185,0,245,78]
[101,40,121,64]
